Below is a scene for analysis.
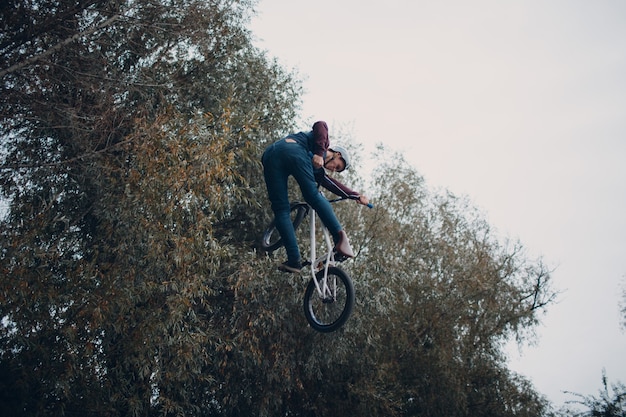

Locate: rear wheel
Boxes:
[303,266,354,333]
[260,203,308,252]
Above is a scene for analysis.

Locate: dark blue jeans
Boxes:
[262,139,342,264]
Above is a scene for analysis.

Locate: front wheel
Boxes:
[260,203,308,253]
[303,266,354,333]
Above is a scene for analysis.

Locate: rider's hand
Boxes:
[312,154,324,169]
[357,195,370,206]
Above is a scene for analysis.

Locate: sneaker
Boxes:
[278,260,302,274]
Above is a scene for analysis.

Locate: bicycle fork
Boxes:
[309,211,336,301]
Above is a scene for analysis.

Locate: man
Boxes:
[262,121,370,273]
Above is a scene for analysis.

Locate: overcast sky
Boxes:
[250,0,626,408]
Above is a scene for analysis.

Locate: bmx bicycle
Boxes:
[260,197,372,332]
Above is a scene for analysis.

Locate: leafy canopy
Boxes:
[1,1,558,416]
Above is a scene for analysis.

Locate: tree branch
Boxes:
[0,13,122,79]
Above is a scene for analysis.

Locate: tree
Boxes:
[338,148,556,416]
[1,1,300,415]
[196,147,557,417]
[561,371,626,417]
[2,0,558,415]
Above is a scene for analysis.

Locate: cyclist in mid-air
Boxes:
[262,121,370,273]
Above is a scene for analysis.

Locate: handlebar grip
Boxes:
[366,203,374,209]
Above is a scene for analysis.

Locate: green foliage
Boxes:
[560,371,626,417]
[324,148,556,417]
[1,1,559,416]
[1,1,298,416]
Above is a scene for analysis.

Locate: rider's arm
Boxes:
[311,121,329,157]
[315,170,360,200]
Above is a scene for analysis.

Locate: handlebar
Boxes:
[328,196,374,209]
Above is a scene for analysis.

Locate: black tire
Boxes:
[260,203,308,253]
[303,266,354,333]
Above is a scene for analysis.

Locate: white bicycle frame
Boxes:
[308,206,339,300]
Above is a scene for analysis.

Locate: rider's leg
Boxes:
[262,145,302,266]
[289,154,354,258]
[295,173,354,258]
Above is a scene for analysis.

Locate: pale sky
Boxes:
[250,0,626,408]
